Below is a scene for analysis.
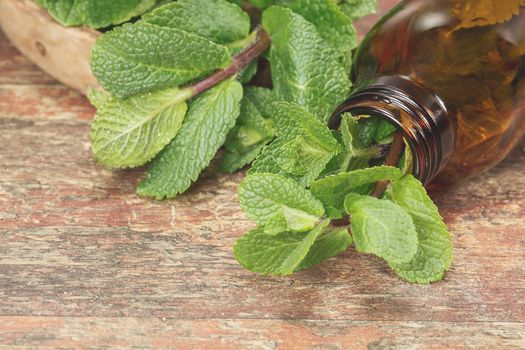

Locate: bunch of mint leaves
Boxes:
[52,0,451,283]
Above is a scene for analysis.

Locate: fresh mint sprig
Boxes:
[80,0,452,284]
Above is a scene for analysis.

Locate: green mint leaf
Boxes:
[385,175,453,284]
[310,166,404,217]
[262,6,351,121]
[278,0,358,61]
[137,79,243,199]
[234,220,330,275]
[40,0,157,28]
[91,21,231,98]
[374,119,398,143]
[220,87,276,173]
[296,227,352,271]
[344,193,418,265]
[250,102,342,186]
[143,0,250,45]
[89,87,191,168]
[338,114,380,172]
[335,0,378,20]
[238,173,325,234]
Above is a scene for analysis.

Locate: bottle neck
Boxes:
[330,76,455,185]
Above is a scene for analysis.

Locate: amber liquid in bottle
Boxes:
[335,0,525,184]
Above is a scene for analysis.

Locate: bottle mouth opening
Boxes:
[330,105,433,184]
[330,80,454,185]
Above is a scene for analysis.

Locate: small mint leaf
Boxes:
[310,166,404,216]
[262,6,351,121]
[344,193,418,265]
[238,173,325,234]
[385,175,453,284]
[234,220,330,275]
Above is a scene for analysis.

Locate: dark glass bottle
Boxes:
[332,0,525,184]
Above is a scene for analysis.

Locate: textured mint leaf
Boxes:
[143,0,250,45]
[278,0,358,60]
[344,193,418,265]
[250,102,342,186]
[234,220,330,275]
[335,0,378,20]
[91,21,231,98]
[385,175,453,284]
[137,79,243,199]
[296,227,352,271]
[374,119,398,143]
[220,87,276,173]
[310,166,404,216]
[89,87,190,168]
[40,0,157,28]
[262,6,351,121]
[337,114,380,173]
[238,173,325,234]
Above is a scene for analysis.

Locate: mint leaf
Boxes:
[295,227,352,271]
[137,79,243,199]
[344,193,418,265]
[385,175,453,284]
[335,0,378,20]
[91,21,231,98]
[262,6,351,121]
[338,114,380,172]
[250,102,342,186]
[143,0,250,45]
[310,166,404,217]
[220,87,276,173]
[39,0,157,28]
[89,87,191,168]
[238,173,325,234]
[278,0,358,62]
[234,220,330,275]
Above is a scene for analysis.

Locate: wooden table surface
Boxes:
[1,2,525,349]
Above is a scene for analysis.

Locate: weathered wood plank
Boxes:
[0,317,523,350]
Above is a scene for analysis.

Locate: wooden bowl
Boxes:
[0,0,99,94]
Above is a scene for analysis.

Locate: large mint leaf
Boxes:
[310,166,404,216]
[143,0,250,45]
[220,87,276,173]
[137,79,243,199]
[278,0,358,61]
[40,0,157,28]
[262,6,351,121]
[344,193,418,265]
[250,102,342,186]
[238,173,325,234]
[91,21,231,98]
[335,0,378,20]
[234,220,330,275]
[296,227,352,271]
[89,87,190,168]
[385,175,453,284]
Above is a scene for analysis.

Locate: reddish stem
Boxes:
[190,26,271,97]
[371,132,406,198]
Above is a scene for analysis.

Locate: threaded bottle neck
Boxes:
[330,76,455,184]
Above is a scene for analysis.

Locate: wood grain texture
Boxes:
[1,1,525,349]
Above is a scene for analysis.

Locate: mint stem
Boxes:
[371,131,405,198]
[190,26,271,97]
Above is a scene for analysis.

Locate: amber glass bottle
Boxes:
[332,0,525,184]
